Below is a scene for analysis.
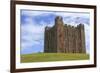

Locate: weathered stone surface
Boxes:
[44,16,86,53]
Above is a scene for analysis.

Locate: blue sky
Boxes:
[20,10,90,54]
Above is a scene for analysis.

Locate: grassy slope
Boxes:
[21,53,89,63]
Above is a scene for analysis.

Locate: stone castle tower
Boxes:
[44,16,86,53]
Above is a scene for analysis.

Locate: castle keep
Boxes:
[44,16,86,53]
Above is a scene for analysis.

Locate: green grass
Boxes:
[21,53,89,63]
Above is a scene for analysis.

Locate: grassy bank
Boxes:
[21,53,89,63]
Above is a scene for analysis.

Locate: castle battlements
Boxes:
[44,16,86,53]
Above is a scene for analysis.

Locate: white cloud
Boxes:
[21,10,43,16]
[21,21,46,50]
[84,24,90,53]
[54,12,89,18]
[21,10,54,17]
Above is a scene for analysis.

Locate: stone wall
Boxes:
[44,16,86,53]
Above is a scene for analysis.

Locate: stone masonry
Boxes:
[44,16,86,53]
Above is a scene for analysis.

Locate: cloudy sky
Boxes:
[20,9,90,54]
